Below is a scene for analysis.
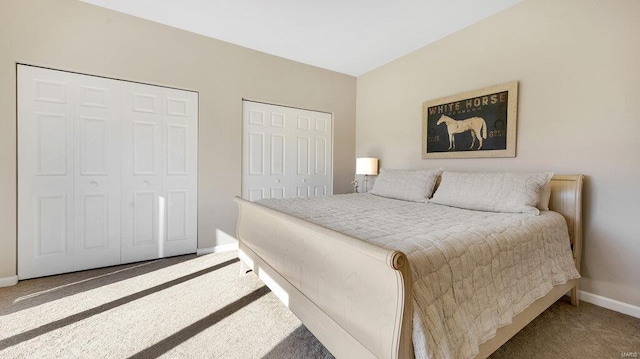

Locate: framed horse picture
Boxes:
[422,81,518,159]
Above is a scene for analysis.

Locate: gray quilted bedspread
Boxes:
[258,193,580,359]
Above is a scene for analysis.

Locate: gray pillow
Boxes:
[430,171,553,215]
[537,182,552,211]
[370,168,442,202]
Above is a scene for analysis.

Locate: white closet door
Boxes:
[19,65,198,278]
[18,66,121,279]
[120,84,198,262]
[290,109,333,197]
[242,101,333,201]
[18,66,75,279]
[73,73,122,271]
[162,88,198,257]
[121,82,164,263]
[242,102,289,201]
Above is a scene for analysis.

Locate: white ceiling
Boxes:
[81,0,522,77]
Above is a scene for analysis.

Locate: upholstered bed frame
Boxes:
[234,175,584,359]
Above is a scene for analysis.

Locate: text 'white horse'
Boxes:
[436,114,487,150]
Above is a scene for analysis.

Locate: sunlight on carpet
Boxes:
[0,251,331,359]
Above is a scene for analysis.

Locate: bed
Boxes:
[234,172,584,359]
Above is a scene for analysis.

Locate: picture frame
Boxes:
[422,81,518,159]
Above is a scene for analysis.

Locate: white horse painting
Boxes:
[436,114,487,150]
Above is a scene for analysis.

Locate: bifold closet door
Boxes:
[120,82,164,263]
[18,65,198,279]
[242,101,333,201]
[18,66,122,279]
[243,101,289,200]
[121,84,198,263]
[161,88,198,258]
[290,108,332,197]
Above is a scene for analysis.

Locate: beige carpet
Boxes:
[0,252,638,358]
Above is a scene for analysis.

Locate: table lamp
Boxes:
[356,157,379,193]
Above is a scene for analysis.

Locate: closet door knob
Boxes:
[90,181,98,187]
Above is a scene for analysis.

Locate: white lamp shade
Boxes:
[356,158,379,175]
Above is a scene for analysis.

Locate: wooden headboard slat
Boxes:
[549,174,584,273]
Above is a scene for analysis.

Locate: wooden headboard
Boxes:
[548,175,584,273]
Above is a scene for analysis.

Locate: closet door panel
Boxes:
[18,66,75,279]
[74,75,122,271]
[121,83,164,264]
[290,109,333,198]
[162,88,198,257]
[242,102,288,200]
[294,133,312,197]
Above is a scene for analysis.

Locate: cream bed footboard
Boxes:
[234,197,414,359]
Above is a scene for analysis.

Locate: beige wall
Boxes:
[356,0,640,306]
[0,0,356,280]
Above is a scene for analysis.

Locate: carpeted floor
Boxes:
[0,251,638,358]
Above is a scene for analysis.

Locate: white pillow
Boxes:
[370,168,443,202]
[537,182,552,211]
[430,171,553,215]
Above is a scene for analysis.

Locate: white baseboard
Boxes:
[0,275,18,288]
[197,242,238,256]
[579,290,640,319]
